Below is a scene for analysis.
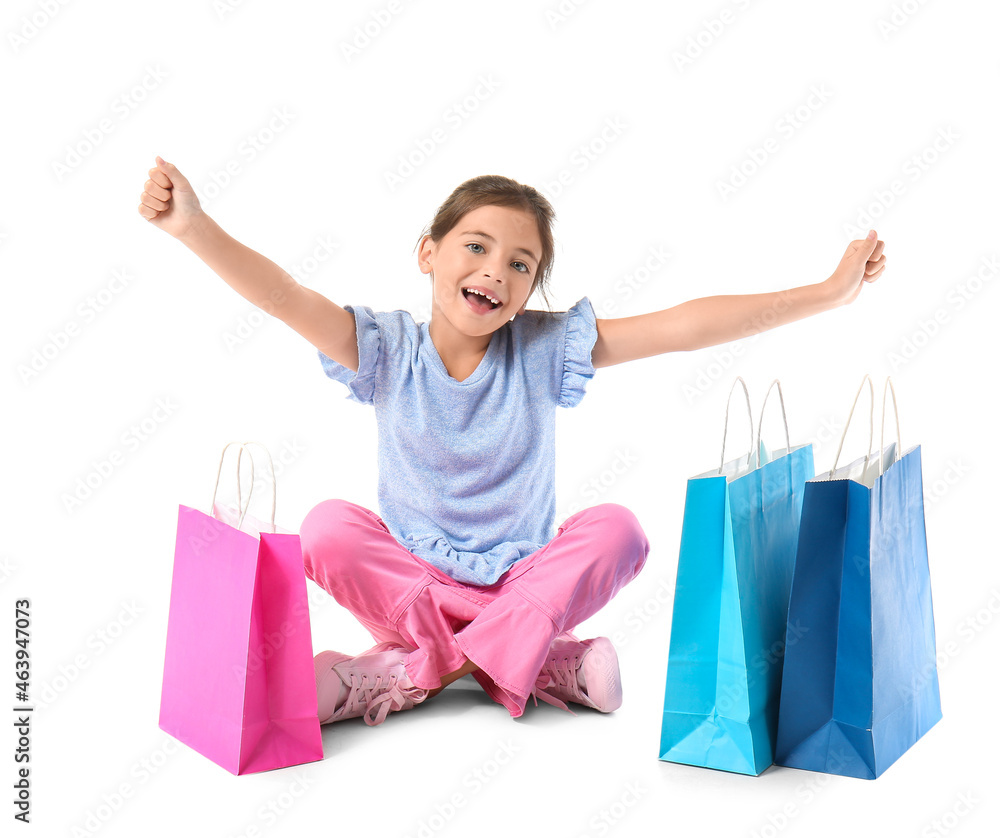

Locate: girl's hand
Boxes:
[821,230,887,307]
[138,157,205,240]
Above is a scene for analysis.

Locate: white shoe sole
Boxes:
[581,637,623,713]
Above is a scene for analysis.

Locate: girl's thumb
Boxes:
[156,156,191,188]
[849,229,878,263]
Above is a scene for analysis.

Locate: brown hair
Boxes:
[413,175,556,311]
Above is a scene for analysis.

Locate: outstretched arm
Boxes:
[591,231,886,369]
[139,157,359,371]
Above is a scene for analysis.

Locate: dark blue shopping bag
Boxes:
[775,377,942,779]
[660,379,814,775]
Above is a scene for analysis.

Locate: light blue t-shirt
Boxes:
[317,297,599,586]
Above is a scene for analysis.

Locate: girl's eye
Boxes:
[467,243,530,273]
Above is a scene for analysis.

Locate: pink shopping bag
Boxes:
[158,442,323,775]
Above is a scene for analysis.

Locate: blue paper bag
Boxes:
[775,377,942,779]
[659,379,814,775]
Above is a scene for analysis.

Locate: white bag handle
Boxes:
[238,442,277,532]
[718,377,755,474]
[879,377,902,477]
[829,375,875,478]
[210,441,277,533]
[755,379,792,465]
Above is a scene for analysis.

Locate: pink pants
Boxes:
[300,499,650,718]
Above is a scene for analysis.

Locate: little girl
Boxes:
[139,158,886,726]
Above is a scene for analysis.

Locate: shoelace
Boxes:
[341,671,426,726]
[530,654,584,716]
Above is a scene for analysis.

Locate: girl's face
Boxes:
[419,204,542,336]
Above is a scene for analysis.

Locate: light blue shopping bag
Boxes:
[659,379,814,775]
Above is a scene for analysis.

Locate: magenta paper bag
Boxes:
[158,443,323,775]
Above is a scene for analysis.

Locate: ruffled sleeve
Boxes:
[558,296,598,408]
[317,304,381,406]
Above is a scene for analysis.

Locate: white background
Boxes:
[4,0,998,836]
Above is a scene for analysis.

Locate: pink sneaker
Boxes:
[314,642,429,726]
[531,635,623,714]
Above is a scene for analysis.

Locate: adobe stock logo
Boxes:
[384,75,501,191]
[339,0,408,63]
[886,255,997,372]
[18,269,135,386]
[61,398,179,513]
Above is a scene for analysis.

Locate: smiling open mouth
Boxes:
[462,287,501,310]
